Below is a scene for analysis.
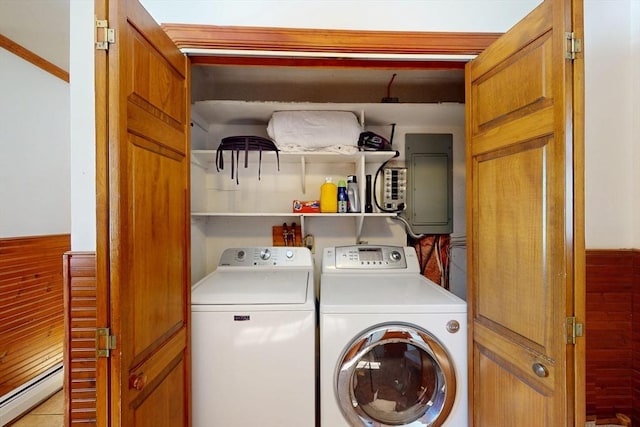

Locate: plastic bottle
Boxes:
[346,175,360,213]
[337,180,348,213]
[320,177,338,213]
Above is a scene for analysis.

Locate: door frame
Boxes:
[94,0,111,424]
[161,23,502,58]
[162,24,502,74]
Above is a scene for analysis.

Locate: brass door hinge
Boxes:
[96,327,117,358]
[565,32,582,60]
[96,19,115,51]
[565,316,584,344]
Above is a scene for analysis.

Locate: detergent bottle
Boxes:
[337,180,348,213]
[346,175,360,213]
[320,177,338,213]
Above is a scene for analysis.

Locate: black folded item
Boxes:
[215,136,280,184]
[358,131,392,151]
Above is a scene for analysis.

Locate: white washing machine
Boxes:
[191,246,316,427]
[320,245,467,427]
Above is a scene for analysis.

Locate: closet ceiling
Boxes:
[192,64,466,103]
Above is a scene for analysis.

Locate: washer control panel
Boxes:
[331,245,408,269]
[218,247,312,267]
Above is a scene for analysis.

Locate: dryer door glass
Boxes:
[336,324,456,426]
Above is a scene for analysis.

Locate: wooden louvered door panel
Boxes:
[63,252,97,426]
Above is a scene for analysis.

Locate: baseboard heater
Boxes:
[0,364,63,426]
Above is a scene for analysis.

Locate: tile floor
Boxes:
[8,390,63,427]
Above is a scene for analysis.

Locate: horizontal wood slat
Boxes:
[0,234,69,397]
[0,34,69,82]
[585,249,635,420]
[63,252,97,426]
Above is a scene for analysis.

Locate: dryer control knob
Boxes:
[260,248,271,260]
[286,249,294,259]
[390,250,402,262]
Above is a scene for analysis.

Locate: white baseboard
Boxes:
[0,365,63,426]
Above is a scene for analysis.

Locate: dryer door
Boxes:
[336,324,456,426]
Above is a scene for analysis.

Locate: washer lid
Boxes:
[320,274,466,314]
[191,270,310,305]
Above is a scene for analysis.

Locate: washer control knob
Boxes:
[260,248,271,260]
[390,250,402,262]
[446,320,460,334]
[237,250,246,260]
[286,249,294,259]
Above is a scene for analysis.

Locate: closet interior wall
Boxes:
[188,62,468,287]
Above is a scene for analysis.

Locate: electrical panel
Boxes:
[405,133,453,234]
[382,167,407,211]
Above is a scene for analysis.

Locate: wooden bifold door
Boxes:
[93,0,583,425]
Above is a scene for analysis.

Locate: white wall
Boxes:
[0,49,70,238]
[139,0,539,32]
[72,1,639,251]
[584,0,637,249]
[69,0,96,251]
[632,1,640,249]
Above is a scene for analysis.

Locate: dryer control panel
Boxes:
[325,245,412,270]
[218,246,313,268]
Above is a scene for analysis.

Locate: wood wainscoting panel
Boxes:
[633,250,640,426]
[0,234,70,396]
[585,249,634,419]
[62,252,97,426]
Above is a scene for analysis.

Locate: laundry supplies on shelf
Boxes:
[346,175,360,213]
[337,180,348,213]
[320,177,338,213]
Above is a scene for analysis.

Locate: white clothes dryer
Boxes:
[191,247,316,427]
[320,245,467,427]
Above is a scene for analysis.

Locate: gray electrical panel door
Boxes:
[405,133,453,234]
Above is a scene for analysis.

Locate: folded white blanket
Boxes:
[267,110,362,152]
